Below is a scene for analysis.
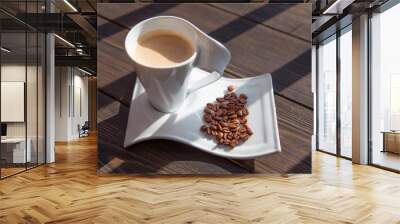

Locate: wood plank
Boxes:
[97,3,312,174]
[97,3,312,108]
[98,91,251,174]
[97,17,136,106]
[209,3,311,42]
[97,42,135,106]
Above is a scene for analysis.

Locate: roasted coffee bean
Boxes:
[224,94,230,99]
[228,85,235,92]
[227,103,235,107]
[229,114,238,119]
[229,123,237,128]
[204,114,212,123]
[201,85,253,148]
[213,104,218,112]
[216,97,225,102]
[214,116,223,121]
[226,111,234,116]
[230,118,239,124]
[217,123,222,131]
[204,108,214,114]
[245,124,253,135]
[220,103,228,109]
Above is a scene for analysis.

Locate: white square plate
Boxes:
[124,68,281,159]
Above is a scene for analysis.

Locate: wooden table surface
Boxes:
[97,3,312,174]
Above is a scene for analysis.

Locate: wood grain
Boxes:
[97,3,312,174]
[209,3,311,41]
[97,3,312,107]
[1,136,400,223]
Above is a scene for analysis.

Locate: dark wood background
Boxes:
[97,3,312,174]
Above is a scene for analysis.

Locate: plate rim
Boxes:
[124,72,281,159]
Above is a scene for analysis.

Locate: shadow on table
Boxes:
[97,3,311,174]
[209,4,295,43]
[98,4,179,41]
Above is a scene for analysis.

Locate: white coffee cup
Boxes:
[125,16,231,112]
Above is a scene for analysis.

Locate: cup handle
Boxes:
[187,28,231,95]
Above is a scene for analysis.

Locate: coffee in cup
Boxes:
[133,29,195,67]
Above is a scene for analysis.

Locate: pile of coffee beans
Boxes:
[200,85,252,148]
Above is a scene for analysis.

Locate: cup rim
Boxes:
[125,16,198,70]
